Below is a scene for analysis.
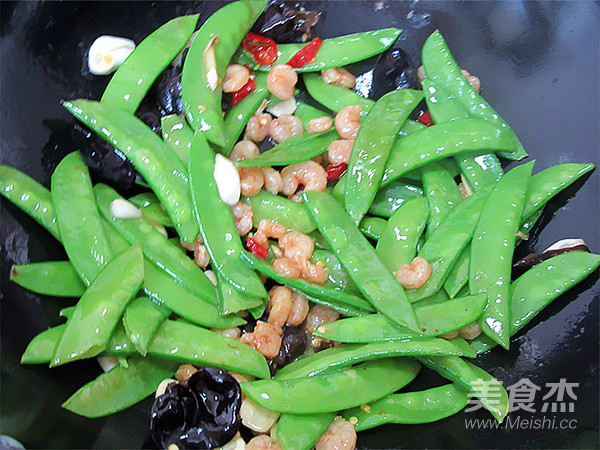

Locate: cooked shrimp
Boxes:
[288,292,310,325]
[268,286,293,329]
[335,105,361,139]
[281,161,327,196]
[279,231,314,260]
[212,326,241,340]
[261,167,283,194]
[239,321,282,358]
[223,64,251,93]
[307,116,333,134]
[315,416,357,450]
[327,139,354,164]
[305,305,340,334]
[269,114,303,143]
[175,364,198,382]
[246,435,283,450]
[230,139,259,161]
[461,69,481,93]
[245,113,273,142]
[194,243,210,268]
[321,67,356,89]
[417,65,427,82]
[267,64,298,100]
[239,166,265,197]
[301,260,329,285]
[272,257,301,279]
[231,201,253,236]
[180,233,202,252]
[253,219,286,247]
[394,256,432,289]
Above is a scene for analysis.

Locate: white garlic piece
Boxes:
[155,378,177,398]
[213,153,241,206]
[240,398,280,433]
[544,238,587,253]
[96,356,119,373]
[204,269,218,286]
[109,198,142,219]
[266,97,297,117]
[88,35,135,75]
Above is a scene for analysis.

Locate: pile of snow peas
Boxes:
[1,1,598,448]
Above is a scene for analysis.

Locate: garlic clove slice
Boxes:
[88,35,135,75]
[109,198,142,219]
[266,97,297,117]
[213,153,241,206]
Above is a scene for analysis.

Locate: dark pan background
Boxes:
[1,1,598,448]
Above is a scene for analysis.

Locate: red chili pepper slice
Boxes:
[246,237,269,258]
[326,163,348,181]
[287,37,323,68]
[242,32,278,66]
[417,111,434,126]
[232,77,256,106]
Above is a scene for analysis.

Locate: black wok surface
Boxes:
[1,1,598,448]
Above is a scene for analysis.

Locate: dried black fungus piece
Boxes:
[155,65,184,117]
[268,325,307,375]
[253,3,320,44]
[370,47,420,100]
[137,110,162,135]
[512,242,590,278]
[150,367,242,449]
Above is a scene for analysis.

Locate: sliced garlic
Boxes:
[216,434,246,450]
[240,397,280,433]
[88,35,135,75]
[204,36,220,91]
[153,224,168,238]
[266,97,297,117]
[204,269,218,286]
[96,356,119,373]
[109,198,142,219]
[544,238,587,253]
[155,378,177,397]
[213,153,241,206]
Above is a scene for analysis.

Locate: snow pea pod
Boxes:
[376,197,429,272]
[10,261,85,297]
[416,355,509,423]
[236,28,402,72]
[277,413,335,450]
[161,114,194,166]
[123,296,171,356]
[382,118,514,186]
[313,293,487,343]
[289,288,367,318]
[101,14,199,113]
[182,0,266,147]
[470,162,533,349]
[422,30,527,161]
[128,192,173,227]
[342,384,469,431]
[407,186,492,302]
[51,151,114,285]
[216,272,264,315]
[244,190,316,233]
[470,251,600,355]
[444,246,470,298]
[242,252,374,314]
[276,338,468,380]
[242,358,420,414]
[311,249,359,294]
[96,184,219,305]
[189,131,267,298]
[236,130,338,167]
[294,102,329,127]
[368,179,424,218]
[345,88,423,223]
[358,216,386,240]
[0,165,60,239]
[303,73,373,116]
[64,99,198,243]
[21,325,65,364]
[51,245,144,367]
[223,72,269,154]
[421,162,462,237]
[303,191,420,331]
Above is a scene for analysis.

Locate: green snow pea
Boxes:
[368,179,424,218]
[242,358,420,414]
[382,118,514,186]
[289,288,367,318]
[358,216,386,240]
[277,413,335,450]
[421,162,462,237]
[276,338,468,380]
[303,73,373,116]
[235,130,337,167]
[10,261,85,297]
[242,252,374,314]
[416,288,450,306]
[248,302,267,320]
[128,192,173,227]
[216,272,264,315]
[181,0,266,146]
[161,114,194,166]
[416,355,509,423]
[294,102,330,127]
[64,99,198,243]
[422,30,527,161]
[245,190,316,233]
[0,165,60,240]
[101,14,199,113]
[342,384,469,431]
[236,28,402,72]
[345,88,423,223]
[62,355,176,418]
[376,197,429,271]
[51,245,144,367]
[21,325,65,364]
[313,293,487,343]
[95,184,218,305]
[189,131,267,298]
[407,186,493,302]
[59,306,75,320]
[444,247,470,298]
[311,249,359,294]
[51,152,114,285]
[123,296,171,356]
[223,72,269,153]
[303,191,420,331]
[399,118,427,136]
[470,251,600,355]
[470,162,533,349]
